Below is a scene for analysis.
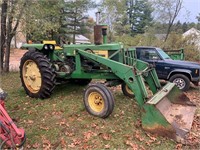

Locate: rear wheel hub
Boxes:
[23,60,41,93]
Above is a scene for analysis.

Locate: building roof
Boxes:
[75,35,91,44]
[183,28,200,37]
[183,28,200,50]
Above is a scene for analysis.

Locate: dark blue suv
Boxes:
[135,46,200,91]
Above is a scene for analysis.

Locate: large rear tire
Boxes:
[83,84,114,118]
[20,51,56,99]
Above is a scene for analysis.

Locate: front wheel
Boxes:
[169,74,190,91]
[83,84,114,118]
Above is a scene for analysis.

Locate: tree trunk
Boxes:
[0,1,8,73]
[3,0,28,72]
[73,7,78,44]
[4,14,13,72]
[164,23,173,42]
[4,38,11,72]
[164,0,182,42]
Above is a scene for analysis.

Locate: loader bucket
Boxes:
[142,83,196,142]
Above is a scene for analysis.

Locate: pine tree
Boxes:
[60,0,96,44]
[127,0,153,36]
[182,22,188,33]
[196,13,200,30]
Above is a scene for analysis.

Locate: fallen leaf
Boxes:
[68,143,75,148]
[135,119,141,128]
[40,126,49,131]
[42,138,51,149]
[105,144,110,149]
[65,131,74,137]
[139,145,145,150]
[70,138,82,146]
[27,120,33,124]
[32,143,40,149]
[60,138,67,148]
[146,133,157,142]
[26,144,31,149]
[134,131,144,141]
[102,133,111,140]
[175,143,182,150]
[125,140,138,150]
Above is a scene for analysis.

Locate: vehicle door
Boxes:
[136,48,166,79]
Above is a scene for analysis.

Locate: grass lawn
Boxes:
[0,72,199,149]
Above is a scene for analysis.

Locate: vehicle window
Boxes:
[157,49,171,59]
[140,49,161,60]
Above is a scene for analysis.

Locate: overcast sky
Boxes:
[180,0,200,23]
[88,0,200,23]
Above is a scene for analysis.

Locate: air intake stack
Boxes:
[94,12,107,45]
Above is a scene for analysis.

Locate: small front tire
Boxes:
[83,84,114,118]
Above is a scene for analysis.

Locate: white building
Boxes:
[75,35,91,44]
[183,28,200,50]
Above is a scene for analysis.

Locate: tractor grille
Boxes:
[123,49,136,66]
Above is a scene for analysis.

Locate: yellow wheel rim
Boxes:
[88,92,104,113]
[22,60,42,93]
[125,85,133,95]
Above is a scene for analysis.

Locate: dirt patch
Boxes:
[9,49,27,71]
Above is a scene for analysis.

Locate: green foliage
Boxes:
[196,13,200,23]
[115,35,141,47]
[150,21,199,35]
[127,0,154,36]
[23,0,96,43]
[99,0,153,38]
[23,0,62,41]
[60,0,96,43]
[115,32,199,61]
[99,0,129,41]
[196,13,200,30]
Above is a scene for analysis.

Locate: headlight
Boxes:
[44,45,48,50]
[49,45,53,50]
[195,69,199,75]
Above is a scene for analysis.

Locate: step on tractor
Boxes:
[20,22,196,142]
[0,89,26,149]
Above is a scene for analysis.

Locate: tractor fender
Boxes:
[21,44,55,52]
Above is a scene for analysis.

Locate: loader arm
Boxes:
[76,49,161,107]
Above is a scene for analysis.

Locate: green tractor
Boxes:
[20,24,196,142]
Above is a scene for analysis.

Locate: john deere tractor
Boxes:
[20,22,196,142]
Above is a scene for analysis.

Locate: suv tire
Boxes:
[169,74,190,91]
